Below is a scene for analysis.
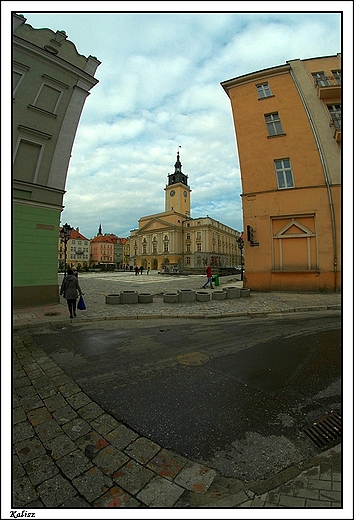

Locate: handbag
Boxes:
[77,295,86,310]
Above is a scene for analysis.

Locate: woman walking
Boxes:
[60,268,83,319]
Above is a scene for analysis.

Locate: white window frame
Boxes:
[274,158,295,189]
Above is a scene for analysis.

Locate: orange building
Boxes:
[90,226,118,267]
[221,54,341,292]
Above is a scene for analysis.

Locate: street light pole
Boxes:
[60,223,73,277]
[237,236,244,282]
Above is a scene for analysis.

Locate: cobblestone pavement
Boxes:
[9,272,346,514]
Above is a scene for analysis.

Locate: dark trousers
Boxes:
[66,298,77,317]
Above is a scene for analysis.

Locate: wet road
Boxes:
[31,311,341,481]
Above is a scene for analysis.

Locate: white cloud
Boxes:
[16,10,341,239]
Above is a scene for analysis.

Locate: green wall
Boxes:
[13,203,60,287]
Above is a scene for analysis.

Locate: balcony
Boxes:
[330,114,341,144]
[314,76,341,99]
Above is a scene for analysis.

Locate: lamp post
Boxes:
[237,236,244,281]
[60,223,73,276]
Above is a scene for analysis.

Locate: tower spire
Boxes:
[174,146,182,173]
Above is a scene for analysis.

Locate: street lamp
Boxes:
[237,236,244,281]
[60,223,73,276]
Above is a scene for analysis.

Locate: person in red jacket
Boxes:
[202,265,214,289]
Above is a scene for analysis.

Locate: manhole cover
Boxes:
[303,410,341,449]
[175,352,210,366]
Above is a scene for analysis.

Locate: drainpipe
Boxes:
[289,70,338,292]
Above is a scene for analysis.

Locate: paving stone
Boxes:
[13,421,35,443]
[123,436,161,464]
[13,474,38,507]
[66,391,92,410]
[31,376,53,389]
[36,384,58,400]
[62,417,92,440]
[137,475,184,507]
[278,494,306,507]
[13,376,32,389]
[13,407,27,426]
[305,499,333,507]
[93,485,140,508]
[90,412,121,435]
[43,393,67,412]
[56,449,93,479]
[75,430,109,456]
[309,479,332,490]
[27,406,52,427]
[43,433,77,460]
[77,401,105,421]
[174,461,217,494]
[72,466,113,502]
[19,394,44,412]
[52,404,78,425]
[59,495,92,507]
[319,489,341,502]
[146,448,188,480]
[104,424,138,450]
[14,437,46,463]
[37,474,78,506]
[13,453,26,479]
[113,459,154,494]
[24,454,59,485]
[58,381,82,397]
[15,384,38,398]
[34,418,63,442]
[93,445,130,475]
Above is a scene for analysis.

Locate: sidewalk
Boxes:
[11,273,343,511]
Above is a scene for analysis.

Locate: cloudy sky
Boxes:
[12,4,343,240]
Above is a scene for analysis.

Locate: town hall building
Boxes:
[129,151,241,272]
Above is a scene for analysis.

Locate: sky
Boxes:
[7,3,344,241]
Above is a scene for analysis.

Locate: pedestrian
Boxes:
[60,268,83,319]
[135,266,139,276]
[147,265,150,275]
[140,266,143,275]
[202,265,214,289]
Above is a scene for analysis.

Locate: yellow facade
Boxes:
[222,55,341,292]
[130,152,240,271]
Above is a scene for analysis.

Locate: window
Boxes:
[186,243,191,252]
[186,233,191,240]
[164,242,169,253]
[186,257,191,265]
[256,82,272,98]
[312,72,330,87]
[274,159,294,189]
[196,231,201,239]
[153,242,157,253]
[196,242,202,252]
[265,113,284,136]
[327,104,341,129]
[332,70,341,85]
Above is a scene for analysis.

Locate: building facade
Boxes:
[90,230,118,268]
[221,54,341,292]
[13,13,100,305]
[130,152,240,272]
[58,227,90,271]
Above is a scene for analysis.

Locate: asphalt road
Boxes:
[31,311,341,481]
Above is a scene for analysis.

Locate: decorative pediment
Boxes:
[139,216,181,233]
[275,219,314,238]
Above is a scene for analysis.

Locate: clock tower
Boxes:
[165,149,191,216]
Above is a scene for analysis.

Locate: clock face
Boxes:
[170,190,175,197]
[183,190,188,198]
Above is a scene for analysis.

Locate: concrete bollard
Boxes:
[212,290,227,300]
[105,294,120,305]
[178,289,196,302]
[240,288,251,297]
[163,292,179,303]
[223,287,241,299]
[138,293,153,303]
[120,290,139,304]
[196,291,211,302]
